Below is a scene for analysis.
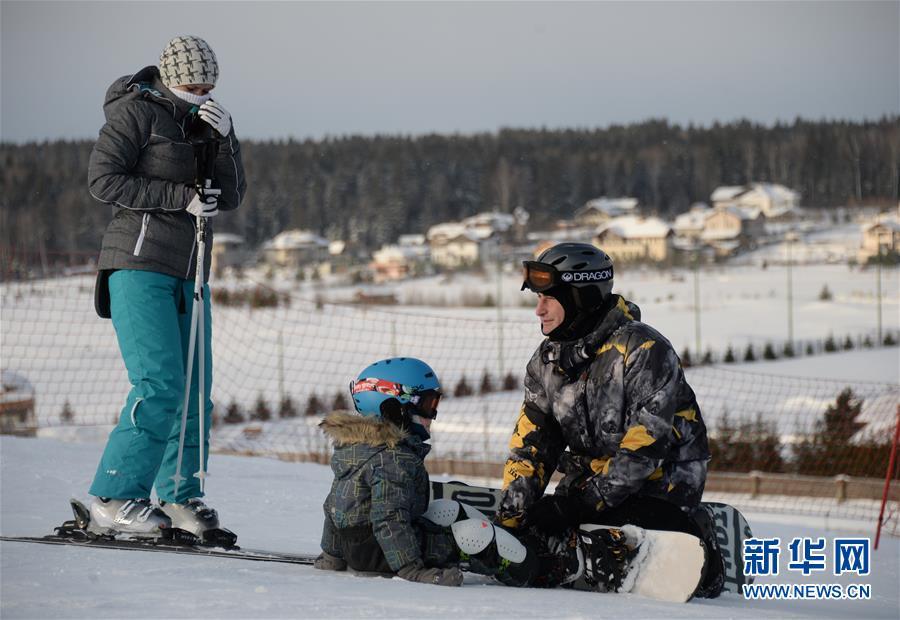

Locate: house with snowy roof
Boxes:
[575,197,639,227]
[859,210,900,263]
[673,203,712,243]
[426,213,507,269]
[261,229,331,269]
[593,215,673,263]
[699,204,766,257]
[371,237,430,282]
[710,183,799,219]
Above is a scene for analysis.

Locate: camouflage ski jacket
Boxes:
[319,411,431,572]
[89,66,246,283]
[497,295,710,528]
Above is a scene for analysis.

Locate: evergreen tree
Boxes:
[251,394,272,421]
[479,369,495,395]
[331,391,349,411]
[743,344,756,362]
[782,342,795,358]
[278,394,298,419]
[723,346,736,363]
[223,400,244,424]
[680,347,693,368]
[793,387,874,476]
[502,372,518,391]
[60,400,74,424]
[824,334,837,352]
[454,375,474,397]
[305,393,325,416]
[818,284,833,301]
[763,343,777,360]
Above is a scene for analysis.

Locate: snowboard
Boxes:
[430,480,754,595]
[571,524,705,603]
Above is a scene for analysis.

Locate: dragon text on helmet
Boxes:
[561,268,613,283]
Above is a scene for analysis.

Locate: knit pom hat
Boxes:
[158,35,219,89]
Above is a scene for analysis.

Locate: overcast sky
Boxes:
[2,1,897,143]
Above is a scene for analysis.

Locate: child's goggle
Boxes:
[350,378,442,419]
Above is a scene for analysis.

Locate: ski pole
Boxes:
[172,122,218,498]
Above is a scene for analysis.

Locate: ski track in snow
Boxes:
[1,437,898,619]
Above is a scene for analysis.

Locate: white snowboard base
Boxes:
[572,524,705,604]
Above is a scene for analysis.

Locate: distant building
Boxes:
[261,229,330,269]
[575,197,639,227]
[711,183,799,219]
[371,239,429,282]
[211,233,247,277]
[859,211,900,262]
[426,214,505,268]
[1,370,36,436]
[461,211,515,240]
[594,215,673,263]
[700,205,766,257]
[672,203,712,244]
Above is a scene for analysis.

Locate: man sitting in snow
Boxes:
[495,242,724,597]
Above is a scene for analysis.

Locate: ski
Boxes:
[0,534,317,566]
[0,497,314,566]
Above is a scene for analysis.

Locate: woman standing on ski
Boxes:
[86,35,246,539]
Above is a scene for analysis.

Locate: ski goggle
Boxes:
[521,261,613,293]
[350,378,442,419]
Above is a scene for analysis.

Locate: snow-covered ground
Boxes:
[1,436,897,619]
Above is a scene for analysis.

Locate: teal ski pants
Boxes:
[90,269,213,502]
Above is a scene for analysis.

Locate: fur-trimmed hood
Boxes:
[319,410,408,448]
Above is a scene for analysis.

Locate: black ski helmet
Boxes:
[522,242,615,339]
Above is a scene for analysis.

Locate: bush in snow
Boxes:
[743,344,756,362]
[454,375,473,398]
[251,394,272,421]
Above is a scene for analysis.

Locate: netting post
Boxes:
[874,404,900,550]
[834,475,849,503]
[749,470,761,498]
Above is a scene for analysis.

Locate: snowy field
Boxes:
[2,259,898,430]
[1,436,898,620]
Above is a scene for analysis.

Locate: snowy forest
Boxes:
[1,117,898,268]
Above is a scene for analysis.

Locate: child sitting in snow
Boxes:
[313,357,535,587]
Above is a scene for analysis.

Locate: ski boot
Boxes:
[692,507,726,598]
[532,528,586,588]
[160,498,238,548]
[88,498,171,538]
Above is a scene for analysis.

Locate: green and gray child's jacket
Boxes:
[89,66,246,283]
[497,295,711,528]
[319,411,455,573]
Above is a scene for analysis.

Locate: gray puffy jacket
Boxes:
[88,66,246,284]
[497,295,711,528]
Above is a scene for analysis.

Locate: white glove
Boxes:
[198,100,232,138]
[186,187,221,218]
